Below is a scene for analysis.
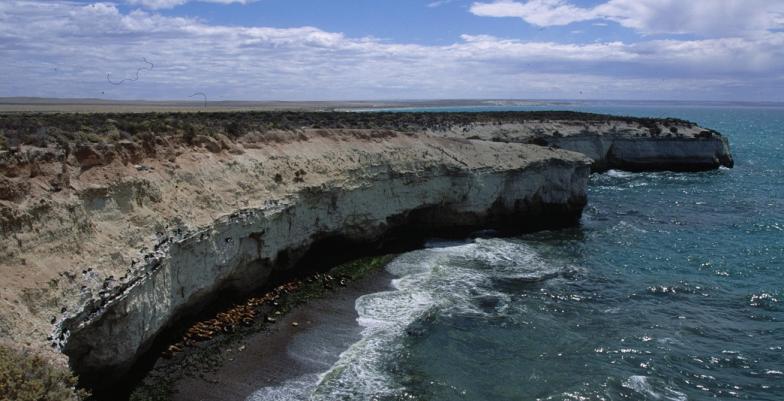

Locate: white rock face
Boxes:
[56,135,590,382]
[549,135,733,171]
[432,120,734,171]
[0,114,734,386]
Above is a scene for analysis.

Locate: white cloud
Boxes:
[1,1,783,101]
[427,0,456,8]
[126,0,253,10]
[470,0,784,37]
[470,0,592,27]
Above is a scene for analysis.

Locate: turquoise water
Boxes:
[252,105,784,401]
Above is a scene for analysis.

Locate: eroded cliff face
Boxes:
[62,155,589,384]
[0,112,733,389]
[0,128,589,383]
[433,119,734,171]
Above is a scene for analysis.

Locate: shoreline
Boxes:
[0,110,732,400]
[128,257,396,401]
[1,98,781,114]
[176,267,394,401]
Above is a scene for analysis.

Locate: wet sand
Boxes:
[171,268,394,401]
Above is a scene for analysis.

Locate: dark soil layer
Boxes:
[0,111,696,150]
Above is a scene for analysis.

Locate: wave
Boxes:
[247,238,573,400]
[623,376,688,401]
[247,374,320,401]
[606,169,635,179]
[611,220,648,234]
[749,292,780,310]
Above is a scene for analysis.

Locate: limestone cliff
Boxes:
[431,117,734,171]
[0,111,732,389]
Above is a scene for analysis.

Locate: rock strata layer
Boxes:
[0,111,732,389]
[430,117,734,171]
[63,144,589,384]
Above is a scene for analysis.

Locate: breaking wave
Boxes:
[247,238,574,400]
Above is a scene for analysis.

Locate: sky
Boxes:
[1,0,783,101]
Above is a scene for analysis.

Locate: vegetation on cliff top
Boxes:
[0,111,695,150]
[0,345,88,401]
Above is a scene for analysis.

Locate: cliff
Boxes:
[429,115,734,171]
[0,111,731,391]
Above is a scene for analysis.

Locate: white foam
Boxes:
[246,374,320,401]
[247,238,571,400]
[622,375,688,401]
[765,370,783,375]
[611,220,648,234]
[606,169,634,178]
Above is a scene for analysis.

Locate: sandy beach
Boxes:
[169,268,395,401]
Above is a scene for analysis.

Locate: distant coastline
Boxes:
[1,97,782,114]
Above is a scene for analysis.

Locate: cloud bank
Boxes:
[470,0,784,37]
[1,1,782,101]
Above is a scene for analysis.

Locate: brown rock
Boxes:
[0,176,30,202]
[73,145,109,169]
[117,140,144,164]
[194,135,222,153]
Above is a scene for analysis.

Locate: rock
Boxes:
[74,144,111,170]
[193,135,222,153]
[117,141,144,164]
[0,112,733,391]
[433,119,734,172]
[213,134,238,152]
[29,162,42,178]
[0,176,30,202]
[61,141,591,387]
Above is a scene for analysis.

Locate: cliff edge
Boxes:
[428,112,733,171]
[0,111,732,391]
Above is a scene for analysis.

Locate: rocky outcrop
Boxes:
[60,150,589,385]
[432,118,734,172]
[0,111,734,392]
[546,134,733,172]
[0,127,591,388]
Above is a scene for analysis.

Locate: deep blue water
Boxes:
[252,104,784,401]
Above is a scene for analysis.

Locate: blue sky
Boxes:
[2,0,783,101]
[145,0,643,46]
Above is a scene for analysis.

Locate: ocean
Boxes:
[249,104,784,401]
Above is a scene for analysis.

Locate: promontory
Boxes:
[0,111,733,397]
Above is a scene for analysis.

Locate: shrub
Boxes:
[183,125,197,145]
[80,132,103,143]
[0,110,703,149]
[0,345,88,401]
[225,121,243,139]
